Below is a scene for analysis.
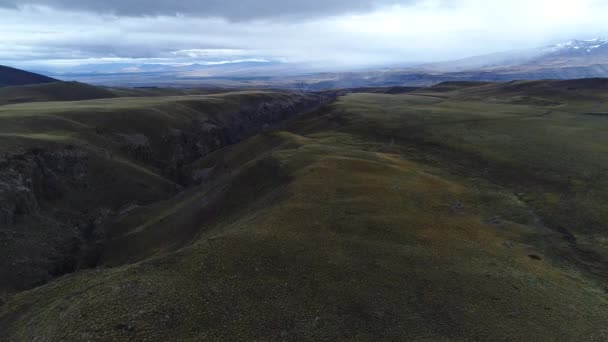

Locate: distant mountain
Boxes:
[47,60,292,75]
[47,60,321,87]
[415,38,608,76]
[415,49,546,73]
[295,38,608,89]
[49,60,315,78]
[0,65,58,87]
[40,38,608,90]
[543,38,608,58]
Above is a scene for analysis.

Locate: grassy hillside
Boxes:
[0,82,118,105]
[0,65,57,87]
[0,81,239,105]
[1,80,608,340]
[0,90,325,301]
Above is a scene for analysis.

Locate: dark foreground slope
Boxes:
[1,80,608,340]
[0,65,57,87]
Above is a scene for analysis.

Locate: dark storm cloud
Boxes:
[0,0,421,20]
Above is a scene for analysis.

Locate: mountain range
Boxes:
[416,38,608,72]
[23,38,606,89]
[300,38,608,89]
[2,38,608,90]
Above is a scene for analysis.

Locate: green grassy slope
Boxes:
[0,82,118,105]
[0,90,318,155]
[0,90,324,302]
[1,80,608,340]
[0,81,237,105]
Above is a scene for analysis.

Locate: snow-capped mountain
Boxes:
[411,38,608,78]
[341,38,608,89]
[544,38,608,56]
[42,38,608,89]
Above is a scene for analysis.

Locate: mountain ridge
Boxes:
[0,65,58,87]
[12,37,608,90]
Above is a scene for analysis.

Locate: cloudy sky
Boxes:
[1,0,607,72]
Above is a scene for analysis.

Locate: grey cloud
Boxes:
[2,0,605,70]
[0,0,419,20]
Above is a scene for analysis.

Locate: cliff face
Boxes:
[0,147,97,298]
[0,148,89,225]
[0,91,330,300]
[154,94,326,184]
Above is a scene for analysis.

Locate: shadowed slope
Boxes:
[0,65,57,87]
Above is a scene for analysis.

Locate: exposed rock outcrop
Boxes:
[162,95,325,184]
[0,147,89,225]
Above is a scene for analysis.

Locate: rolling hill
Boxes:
[0,79,607,340]
[0,65,58,87]
[0,81,236,105]
[0,81,118,105]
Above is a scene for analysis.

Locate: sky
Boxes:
[0,0,607,72]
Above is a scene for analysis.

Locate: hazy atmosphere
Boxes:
[1,0,607,71]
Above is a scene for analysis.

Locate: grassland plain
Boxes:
[1,80,608,340]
